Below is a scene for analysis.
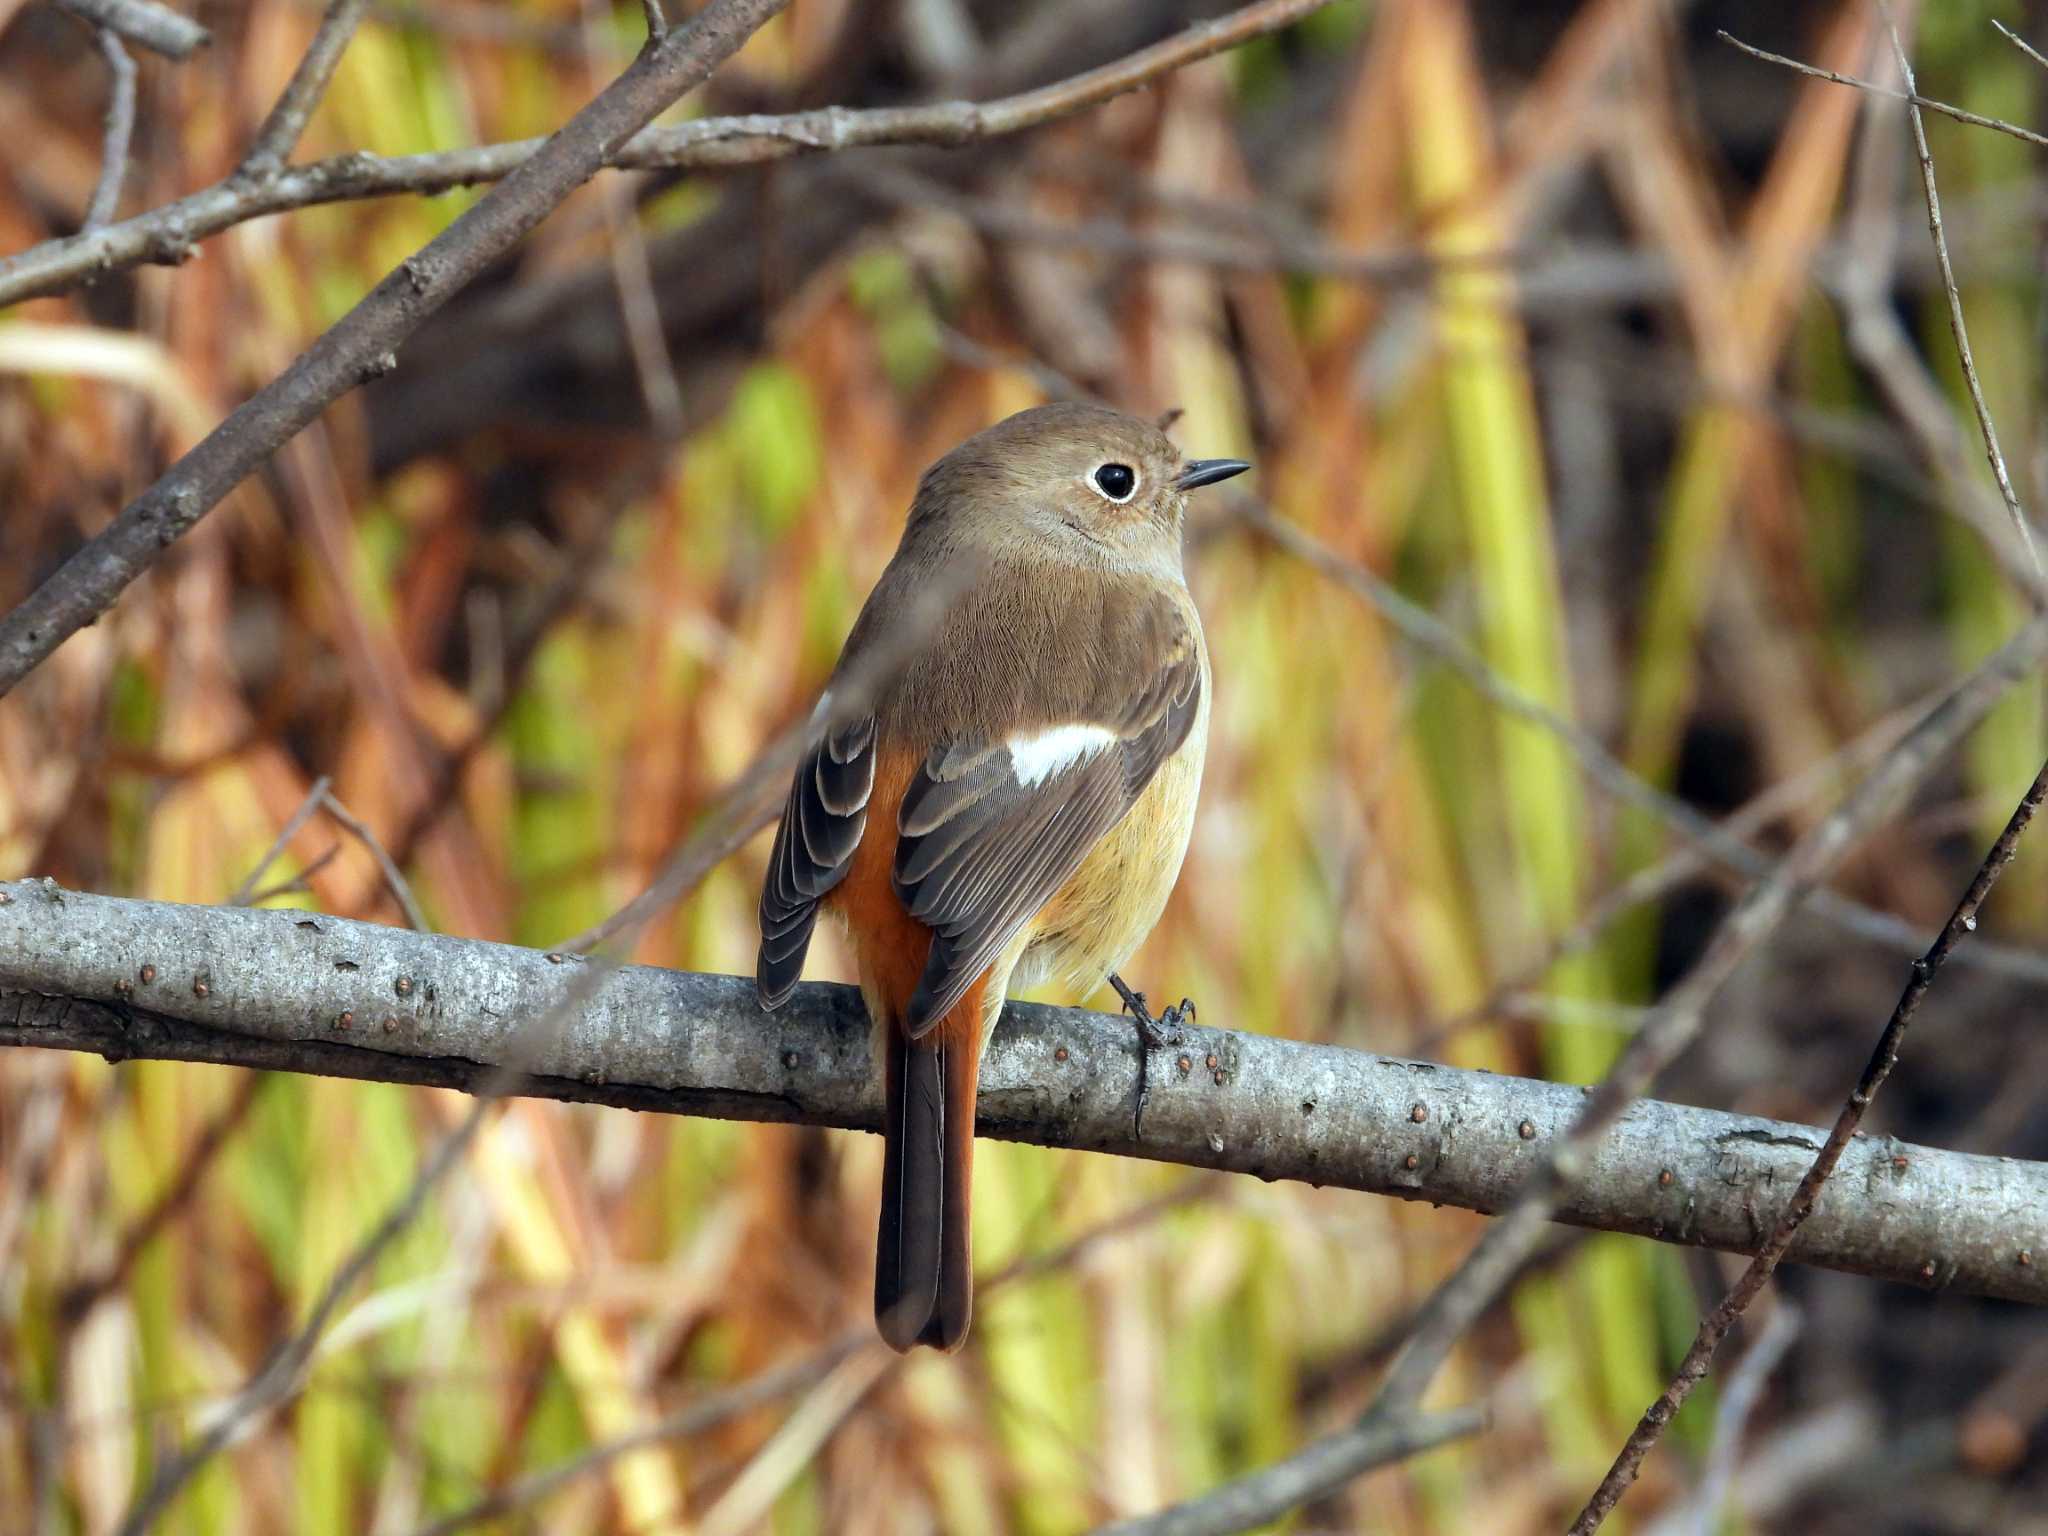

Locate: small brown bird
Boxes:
[756,402,1248,1352]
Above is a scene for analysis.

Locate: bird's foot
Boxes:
[1108,974,1196,1142]
[1109,974,1190,1049]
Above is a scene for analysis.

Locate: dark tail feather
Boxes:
[875,1025,978,1352]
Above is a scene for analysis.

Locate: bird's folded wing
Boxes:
[894,627,1201,1036]
[757,711,876,1009]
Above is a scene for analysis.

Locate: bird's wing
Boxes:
[893,617,1201,1036]
[756,710,876,1010]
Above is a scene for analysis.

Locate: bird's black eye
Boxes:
[1092,463,1136,502]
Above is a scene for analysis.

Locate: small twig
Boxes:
[1090,1408,1485,1536]
[1879,7,2044,576]
[1716,30,2048,152]
[583,0,686,440]
[1565,753,2048,1532]
[1991,19,2048,75]
[51,0,208,60]
[241,844,342,906]
[317,786,428,931]
[82,29,137,230]
[1676,1302,1802,1536]
[226,774,333,907]
[1242,505,2048,982]
[240,0,371,177]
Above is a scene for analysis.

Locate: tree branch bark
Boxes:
[3,879,2041,1305]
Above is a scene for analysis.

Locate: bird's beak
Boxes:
[1174,458,1252,491]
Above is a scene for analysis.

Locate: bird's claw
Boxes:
[1107,974,1197,1144]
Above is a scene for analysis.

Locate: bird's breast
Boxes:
[1017,630,1211,994]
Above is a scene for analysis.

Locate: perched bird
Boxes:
[756,402,1248,1352]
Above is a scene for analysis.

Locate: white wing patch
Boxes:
[1006,724,1115,788]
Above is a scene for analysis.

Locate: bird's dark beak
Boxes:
[1174,458,1252,491]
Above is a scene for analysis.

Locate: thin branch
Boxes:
[1673,1302,1803,1536]
[51,0,208,60]
[3,884,2045,1306]
[1992,18,2048,75]
[1567,753,2048,1532]
[241,843,340,907]
[1092,1410,1486,1536]
[0,0,1333,311]
[317,785,428,931]
[226,774,332,907]
[83,29,138,230]
[1102,608,2048,1534]
[1716,31,2048,151]
[0,0,796,702]
[240,0,371,177]
[1879,9,2043,576]
[1241,506,2048,984]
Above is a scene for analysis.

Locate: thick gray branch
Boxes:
[2,880,2041,1304]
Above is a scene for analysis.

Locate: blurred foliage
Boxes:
[2,0,2046,1532]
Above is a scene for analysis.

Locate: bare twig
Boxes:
[317,786,428,931]
[240,0,371,177]
[1674,1302,1803,1536]
[241,844,341,907]
[0,0,794,702]
[51,0,208,60]
[0,0,1332,311]
[82,29,138,230]
[1091,1409,1486,1536]
[1101,608,2048,1535]
[1242,505,2048,984]
[226,774,333,907]
[1568,753,2048,1531]
[1879,9,2044,575]
[639,0,666,41]
[1716,31,2048,152]
[582,0,686,440]
[1992,18,2048,75]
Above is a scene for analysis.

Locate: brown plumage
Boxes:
[756,403,1249,1352]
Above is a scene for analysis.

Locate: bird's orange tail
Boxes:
[875,988,984,1353]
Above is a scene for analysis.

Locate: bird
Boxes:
[755,401,1249,1352]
